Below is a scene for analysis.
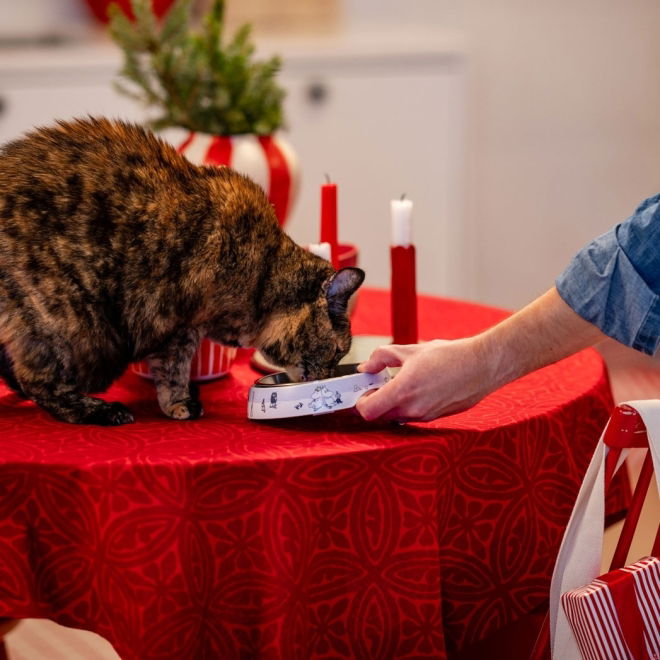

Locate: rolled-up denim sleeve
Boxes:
[556,193,660,355]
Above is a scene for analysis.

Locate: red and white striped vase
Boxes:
[177,131,300,227]
[131,130,300,382]
[131,341,238,383]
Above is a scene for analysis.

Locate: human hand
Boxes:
[354,288,608,423]
[355,337,500,422]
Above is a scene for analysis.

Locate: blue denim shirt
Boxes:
[556,193,660,355]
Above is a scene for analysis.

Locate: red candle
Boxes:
[390,196,418,344]
[390,245,418,344]
[321,179,339,269]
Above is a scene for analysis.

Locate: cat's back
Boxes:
[1,116,178,162]
[0,117,204,267]
[0,116,284,287]
[0,117,190,196]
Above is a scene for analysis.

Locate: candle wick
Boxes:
[325,173,332,184]
[400,193,406,201]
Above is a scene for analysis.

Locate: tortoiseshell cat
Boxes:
[0,118,363,425]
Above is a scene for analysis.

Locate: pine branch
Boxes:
[108,0,285,135]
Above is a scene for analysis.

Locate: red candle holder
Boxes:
[390,245,418,345]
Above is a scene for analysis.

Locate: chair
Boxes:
[531,403,660,659]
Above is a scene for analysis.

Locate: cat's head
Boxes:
[257,267,365,381]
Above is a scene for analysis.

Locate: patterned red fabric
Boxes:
[0,290,620,658]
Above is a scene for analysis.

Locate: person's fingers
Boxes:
[357,345,404,373]
[355,378,404,421]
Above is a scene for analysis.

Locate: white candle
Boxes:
[308,241,332,262]
[391,198,413,247]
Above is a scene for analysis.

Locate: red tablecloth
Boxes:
[0,290,618,658]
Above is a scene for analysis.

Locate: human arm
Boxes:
[357,193,660,422]
[355,286,607,422]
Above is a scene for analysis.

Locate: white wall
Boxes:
[464,1,660,309]
[344,0,660,310]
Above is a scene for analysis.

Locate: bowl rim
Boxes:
[253,363,360,387]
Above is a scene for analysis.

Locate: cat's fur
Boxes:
[0,117,364,425]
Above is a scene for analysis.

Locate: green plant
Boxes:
[108,0,285,135]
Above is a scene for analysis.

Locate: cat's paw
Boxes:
[166,398,204,420]
[84,402,135,426]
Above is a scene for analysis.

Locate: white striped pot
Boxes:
[176,130,300,227]
[131,342,238,383]
[132,130,298,383]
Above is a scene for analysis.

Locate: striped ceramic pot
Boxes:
[131,131,299,382]
[177,131,299,227]
[131,342,238,383]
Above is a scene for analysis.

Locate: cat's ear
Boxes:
[326,267,365,315]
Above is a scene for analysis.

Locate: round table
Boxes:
[0,289,619,659]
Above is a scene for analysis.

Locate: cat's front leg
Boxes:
[147,331,203,420]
